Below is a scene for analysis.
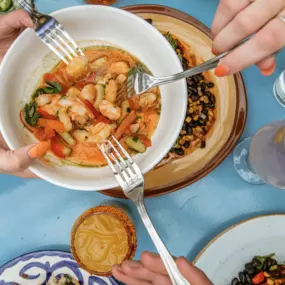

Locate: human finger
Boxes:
[212,0,251,38]
[214,17,285,76]
[0,141,50,173]
[121,260,172,285]
[112,264,152,285]
[213,0,285,54]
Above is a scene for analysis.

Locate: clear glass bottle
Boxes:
[233,120,285,189]
[273,70,285,107]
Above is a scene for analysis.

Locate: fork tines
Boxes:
[39,21,84,65]
[98,136,142,187]
[18,0,84,65]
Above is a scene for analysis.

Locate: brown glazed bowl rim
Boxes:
[70,205,137,276]
[100,4,247,199]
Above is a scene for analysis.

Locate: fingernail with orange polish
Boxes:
[212,47,218,55]
[260,63,276,76]
[214,64,230,77]
[28,141,50,159]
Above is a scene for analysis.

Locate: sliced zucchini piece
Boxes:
[120,100,131,123]
[94,84,105,110]
[58,132,76,146]
[125,136,146,153]
[0,0,13,12]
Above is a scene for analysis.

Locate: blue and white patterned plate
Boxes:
[0,250,119,285]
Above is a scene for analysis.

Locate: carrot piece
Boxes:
[38,118,65,132]
[252,272,265,285]
[37,108,57,120]
[114,110,137,140]
[34,128,47,141]
[136,134,152,147]
[44,126,56,139]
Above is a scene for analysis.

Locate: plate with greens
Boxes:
[194,214,285,285]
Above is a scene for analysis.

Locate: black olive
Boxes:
[206,82,214,88]
[263,258,272,270]
[175,148,184,156]
[193,74,202,82]
[202,109,208,115]
[200,82,207,91]
[184,141,190,148]
[145,18,153,25]
[239,272,246,283]
[187,126,193,135]
[245,263,255,275]
[252,258,262,268]
[189,87,198,94]
[200,141,206,148]
[209,94,216,104]
[231,278,239,285]
[271,259,277,266]
[191,94,200,102]
[189,121,198,127]
[245,273,252,284]
[198,120,206,126]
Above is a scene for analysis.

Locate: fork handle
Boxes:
[136,199,190,285]
[152,36,251,87]
[15,0,42,20]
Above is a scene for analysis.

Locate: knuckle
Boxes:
[234,14,253,35]
[258,25,283,52]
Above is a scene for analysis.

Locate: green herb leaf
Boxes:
[132,136,139,142]
[24,102,40,126]
[46,81,62,93]
[177,52,183,62]
[165,32,178,50]
[66,106,71,114]
[32,81,62,100]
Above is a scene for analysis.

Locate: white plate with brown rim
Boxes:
[194,214,285,285]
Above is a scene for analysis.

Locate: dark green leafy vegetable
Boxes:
[46,81,62,93]
[165,32,178,50]
[32,81,62,99]
[24,102,40,126]
[133,136,139,142]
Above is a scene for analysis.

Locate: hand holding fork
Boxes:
[99,137,190,285]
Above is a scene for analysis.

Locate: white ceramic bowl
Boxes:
[0,5,187,191]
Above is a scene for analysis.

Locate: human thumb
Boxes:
[1,9,33,30]
[176,257,213,285]
[0,141,50,173]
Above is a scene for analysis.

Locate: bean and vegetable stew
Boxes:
[152,27,216,167]
[231,254,285,285]
[21,47,161,167]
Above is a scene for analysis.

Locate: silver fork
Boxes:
[127,37,250,97]
[16,0,84,65]
[99,137,190,285]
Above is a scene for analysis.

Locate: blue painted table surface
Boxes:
[1,0,285,268]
